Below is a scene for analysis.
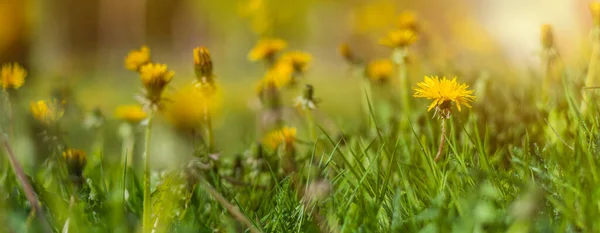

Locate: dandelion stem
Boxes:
[394,47,411,116]
[203,106,215,153]
[434,118,447,162]
[305,109,316,140]
[142,111,154,233]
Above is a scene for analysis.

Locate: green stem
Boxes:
[142,112,154,233]
[204,107,215,153]
[305,109,316,140]
[434,118,447,162]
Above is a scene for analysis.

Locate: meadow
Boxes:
[1,1,600,233]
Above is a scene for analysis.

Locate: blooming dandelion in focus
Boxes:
[414,76,475,162]
[1,63,27,90]
[30,100,65,125]
[413,76,475,118]
[125,46,151,72]
[115,104,148,124]
[248,38,288,63]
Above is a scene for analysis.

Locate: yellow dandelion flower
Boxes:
[30,100,65,125]
[114,104,147,123]
[591,2,600,26]
[165,84,221,131]
[125,46,151,72]
[248,38,287,62]
[396,11,418,32]
[540,24,553,49]
[255,63,293,94]
[379,29,418,48]
[365,59,394,83]
[63,148,87,177]
[139,63,174,104]
[193,46,213,78]
[1,63,27,90]
[262,126,297,150]
[413,76,475,112]
[279,51,312,73]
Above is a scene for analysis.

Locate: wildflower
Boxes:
[279,51,312,74]
[193,46,213,79]
[1,63,27,90]
[30,100,65,125]
[248,38,287,62]
[365,59,394,83]
[63,149,87,178]
[262,126,296,150]
[396,11,418,32]
[591,2,600,26]
[413,76,475,117]
[255,64,293,94]
[139,63,174,107]
[165,84,220,131]
[379,29,418,48]
[115,104,147,124]
[125,46,151,72]
[540,24,554,49]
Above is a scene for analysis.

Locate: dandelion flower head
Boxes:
[30,99,65,125]
[125,46,151,72]
[379,28,418,48]
[413,76,475,112]
[262,126,297,150]
[248,38,287,62]
[114,104,147,124]
[1,62,27,90]
[365,59,394,83]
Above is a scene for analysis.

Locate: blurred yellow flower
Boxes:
[540,24,553,49]
[193,46,213,78]
[1,62,27,90]
[125,46,151,72]
[413,76,475,112]
[255,62,294,94]
[165,84,221,130]
[396,11,418,32]
[591,2,600,26]
[365,59,394,83]
[279,51,312,73]
[139,63,174,104]
[262,126,296,150]
[63,148,87,177]
[339,43,356,64]
[114,104,147,124]
[30,100,64,125]
[379,29,418,48]
[248,38,287,62]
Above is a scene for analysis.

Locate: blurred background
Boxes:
[0,0,595,168]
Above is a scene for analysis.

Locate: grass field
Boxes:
[2,3,600,233]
